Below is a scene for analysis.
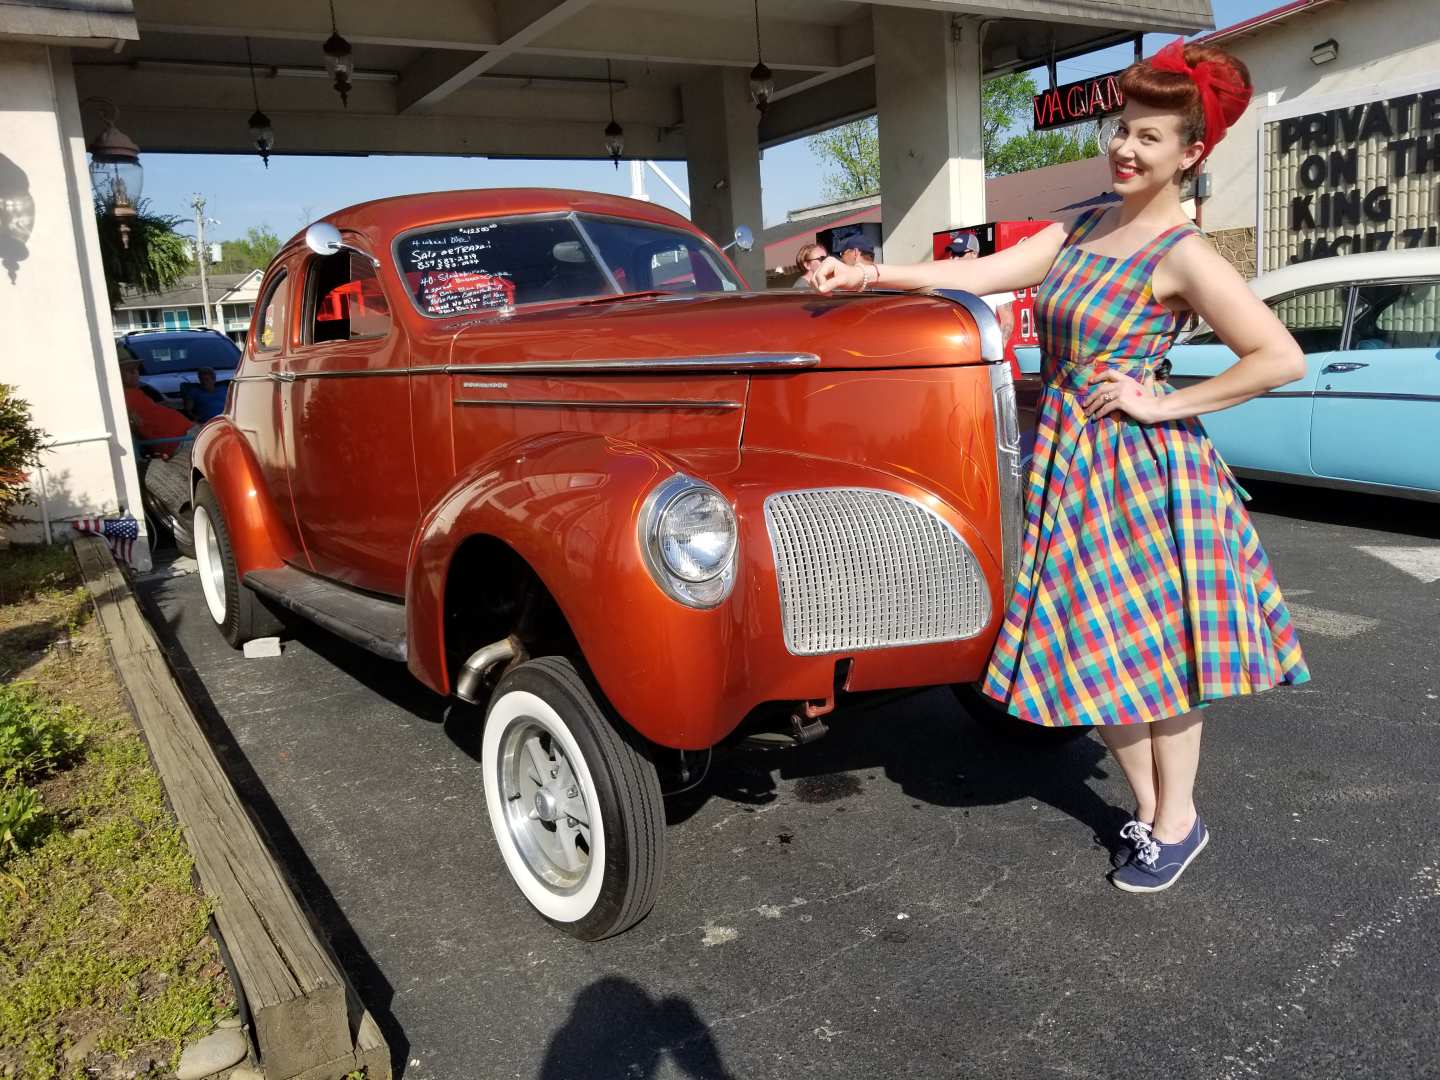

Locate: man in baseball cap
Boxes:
[839,234,875,266]
[944,233,983,258]
[944,233,1014,351]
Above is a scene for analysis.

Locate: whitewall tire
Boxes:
[482,657,665,940]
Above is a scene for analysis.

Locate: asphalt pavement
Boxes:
[136,480,1440,1080]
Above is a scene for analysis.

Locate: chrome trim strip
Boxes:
[1232,466,1440,504]
[988,361,1024,602]
[1315,391,1440,402]
[454,398,743,410]
[238,355,818,381]
[934,290,1005,362]
[442,354,820,374]
[287,367,407,380]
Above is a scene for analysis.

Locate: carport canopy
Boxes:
[66,0,1212,271]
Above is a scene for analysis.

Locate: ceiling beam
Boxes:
[132,0,502,51]
[857,0,1213,34]
[516,6,844,70]
[397,0,595,113]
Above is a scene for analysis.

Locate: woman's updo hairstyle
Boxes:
[1118,41,1252,179]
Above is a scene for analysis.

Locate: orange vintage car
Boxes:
[188,188,1035,940]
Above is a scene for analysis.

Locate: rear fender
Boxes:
[190,419,297,576]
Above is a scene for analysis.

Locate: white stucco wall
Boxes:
[1203,0,1440,233]
[0,42,149,565]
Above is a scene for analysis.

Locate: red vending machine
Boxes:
[932,220,1053,373]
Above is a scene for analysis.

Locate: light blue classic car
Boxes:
[1020,249,1440,502]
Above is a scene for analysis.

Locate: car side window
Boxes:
[1268,286,1348,354]
[308,251,392,344]
[254,271,289,353]
[1348,279,1440,351]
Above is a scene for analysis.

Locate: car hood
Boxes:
[441,291,990,371]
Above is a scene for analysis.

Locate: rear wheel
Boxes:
[482,657,665,940]
[951,683,1089,744]
[192,480,281,648]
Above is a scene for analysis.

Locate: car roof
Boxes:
[280,188,702,258]
[120,328,234,341]
[1251,248,1440,300]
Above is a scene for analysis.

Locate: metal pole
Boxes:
[191,193,211,325]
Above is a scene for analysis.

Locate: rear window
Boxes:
[395,217,610,317]
[120,334,241,373]
[579,217,740,294]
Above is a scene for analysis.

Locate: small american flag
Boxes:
[72,515,141,565]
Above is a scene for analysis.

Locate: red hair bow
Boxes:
[1149,38,1251,161]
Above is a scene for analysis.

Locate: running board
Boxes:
[244,567,407,662]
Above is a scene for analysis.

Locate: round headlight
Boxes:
[658,488,736,582]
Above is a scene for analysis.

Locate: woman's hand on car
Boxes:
[810,257,866,293]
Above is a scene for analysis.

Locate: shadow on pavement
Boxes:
[1242,478,1440,540]
[540,976,738,1080]
[132,586,413,1076]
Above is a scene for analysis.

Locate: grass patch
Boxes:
[0,544,234,1078]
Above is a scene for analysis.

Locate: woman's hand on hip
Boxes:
[811,256,866,293]
[1083,369,1170,424]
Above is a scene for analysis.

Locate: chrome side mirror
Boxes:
[722,224,755,253]
[304,221,380,267]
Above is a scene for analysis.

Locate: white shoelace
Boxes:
[1133,836,1161,867]
[1119,819,1152,844]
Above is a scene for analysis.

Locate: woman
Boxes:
[810,41,1310,893]
[792,242,827,288]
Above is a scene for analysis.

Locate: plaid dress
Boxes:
[982,208,1310,726]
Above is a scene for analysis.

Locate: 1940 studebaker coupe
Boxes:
[189,188,1035,939]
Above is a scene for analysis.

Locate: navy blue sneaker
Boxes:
[1110,818,1153,869]
[1109,816,1209,893]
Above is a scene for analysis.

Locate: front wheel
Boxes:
[482,657,665,940]
[950,683,1089,744]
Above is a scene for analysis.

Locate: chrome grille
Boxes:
[764,488,990,656]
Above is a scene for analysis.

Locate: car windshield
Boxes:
[120,335,240,374]
[394,214,742,318]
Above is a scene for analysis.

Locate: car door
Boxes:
[1168,284,1342,479]
[283,246,419,596]
[1311,277,1440,494]
[229,264,306,551]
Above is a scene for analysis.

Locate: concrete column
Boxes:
[0,43,150,567]
[681,67,765,288]
[874,10,986,262]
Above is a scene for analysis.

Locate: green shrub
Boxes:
[0,384,46,529]
[0,682,83,785]
[0,782,42,858]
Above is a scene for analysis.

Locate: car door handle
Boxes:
[271,371,296,383]
[1320,362,1369,374]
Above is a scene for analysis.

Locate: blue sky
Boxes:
[142,0,1270,245]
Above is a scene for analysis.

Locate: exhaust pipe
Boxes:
[454,635,524,704]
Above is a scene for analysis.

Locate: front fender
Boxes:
[408,435,1003,750]
[191,419,297,577]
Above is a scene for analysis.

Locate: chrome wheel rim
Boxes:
[193,505,227,625]
[497,717,593,895]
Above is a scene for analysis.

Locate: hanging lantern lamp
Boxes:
[245,37,275,167]
[749,0,774,114]
[604,59,624,169]
[86,101,143,248]
[323,0,354,107]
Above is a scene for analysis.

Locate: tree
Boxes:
[95,199,192,309]
[216,225,282,275]
[0,385,45,528]
[807,71,1098,196]
[808,118,880,201]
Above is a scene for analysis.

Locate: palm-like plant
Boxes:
[94,198,193,309]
